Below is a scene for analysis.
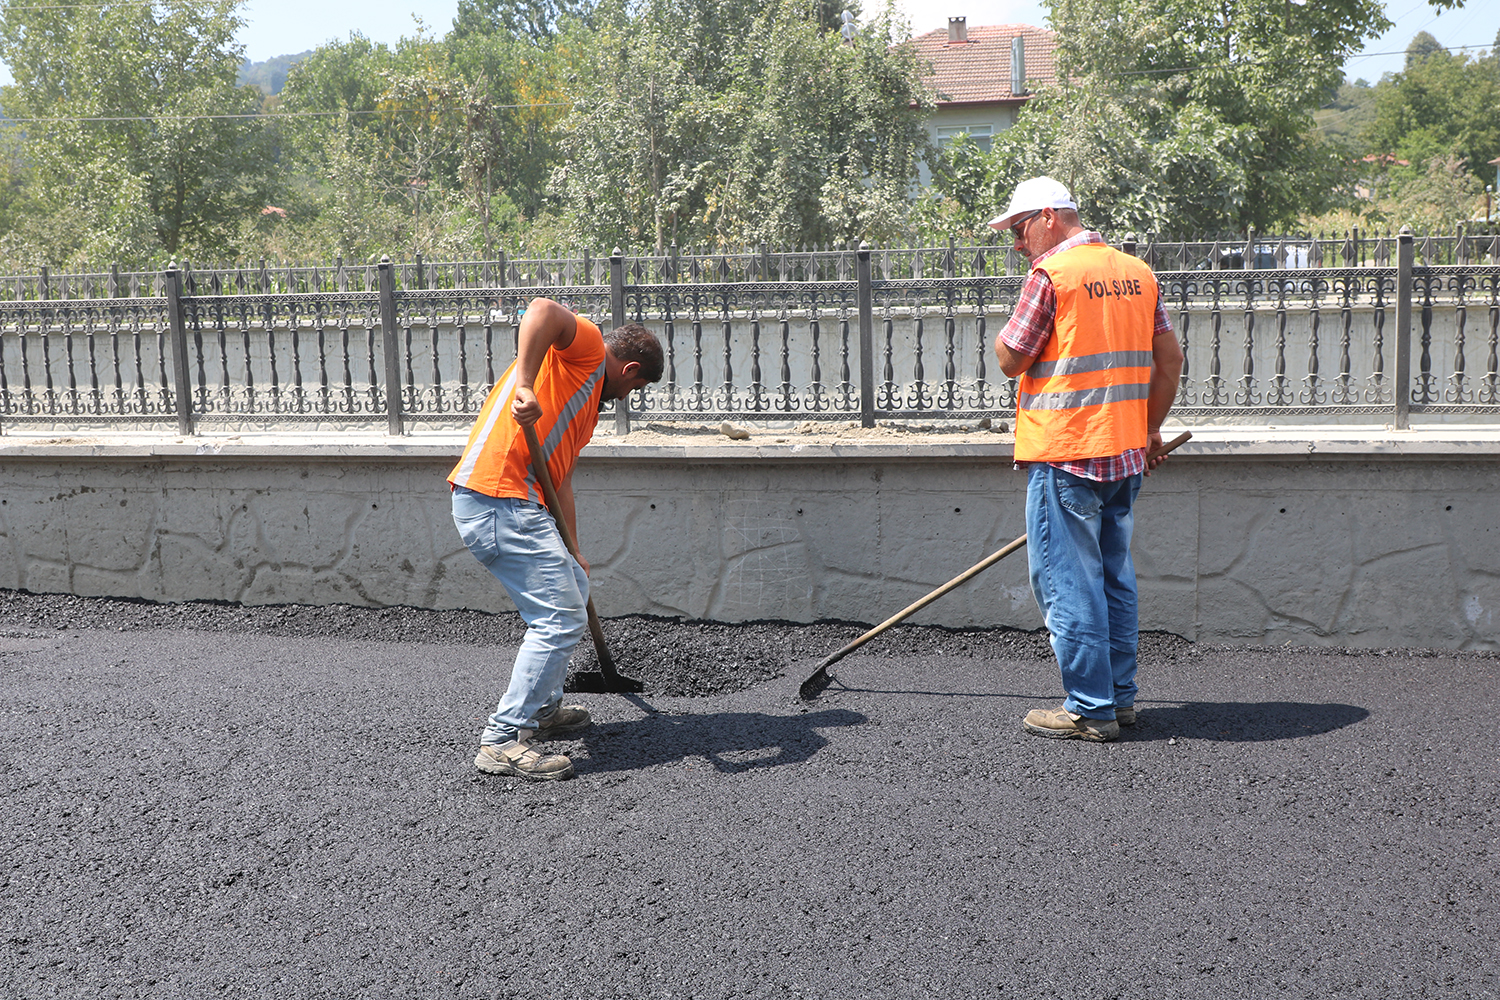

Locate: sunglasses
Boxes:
[1009,210,1042,239]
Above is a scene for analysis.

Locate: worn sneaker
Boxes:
[1115,705,1137,727]
[474,737,574,780]
[1022,706,1120,742]
[535,703,592,739]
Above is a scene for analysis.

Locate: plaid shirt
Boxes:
[999,231,1174,482]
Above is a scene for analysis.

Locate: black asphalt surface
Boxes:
[2,591,1497,1000]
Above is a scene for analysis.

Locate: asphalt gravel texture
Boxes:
[2,589,1497,1000]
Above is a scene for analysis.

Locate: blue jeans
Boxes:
[1024,464,1143,721]
[451,487,589,744]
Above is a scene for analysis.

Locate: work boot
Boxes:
[1022,706,1120,742]
[535,703,592,739]
[474,734,574,780]
[1115,705,1137,727]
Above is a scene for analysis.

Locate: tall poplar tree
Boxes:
[0,0,275,266]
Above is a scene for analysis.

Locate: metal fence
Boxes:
[1,231,1497,434]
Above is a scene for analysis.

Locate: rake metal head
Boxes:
[798,664,836,701]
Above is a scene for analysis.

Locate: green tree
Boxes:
[0,0,275,266]
[446,26,572,223]
[272,26,570,258]
[554,0,928,251]
[1365,42,1500,181]
[1315,78,1378,149]
[917,0,1410,238]
[1055,0,1388,233]
[1404,30,1446,69]
[451,0,595,41]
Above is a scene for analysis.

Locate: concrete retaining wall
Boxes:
[1,427,1497,649]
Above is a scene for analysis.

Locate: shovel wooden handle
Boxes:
[520,421,624,681]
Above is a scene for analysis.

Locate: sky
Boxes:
[0,0,1498,87]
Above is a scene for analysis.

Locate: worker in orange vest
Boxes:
[991,177,1184,742]
[450,298,662,778]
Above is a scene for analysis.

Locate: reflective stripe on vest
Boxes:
[524,362,605,500]
[1014,244,1158,463]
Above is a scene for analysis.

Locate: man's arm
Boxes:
[1144,300,1184,468]
[995,338,1036,379]
[994,272,1055,377]
[511,298,578,426]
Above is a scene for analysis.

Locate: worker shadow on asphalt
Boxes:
[571,695,867,775]
[1124,700,1370,742]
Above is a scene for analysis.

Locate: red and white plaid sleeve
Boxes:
[998,270,1056,361]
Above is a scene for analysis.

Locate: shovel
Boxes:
[521,421,643,693]
[798,431,1193,700]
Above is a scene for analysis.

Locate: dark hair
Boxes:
[604,323,664,383]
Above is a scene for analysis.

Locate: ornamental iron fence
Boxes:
[1,230,1497,435]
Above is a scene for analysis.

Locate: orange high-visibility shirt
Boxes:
[1014,244,1158,463]
[447,316,607,505]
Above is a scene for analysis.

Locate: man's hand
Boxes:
[1144,429,1167,475]
[574,552,590,576]
[511,386,541,426]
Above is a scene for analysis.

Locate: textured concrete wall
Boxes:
[1,430,1496,649]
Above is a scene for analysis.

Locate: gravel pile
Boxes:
[0,588,1197,697]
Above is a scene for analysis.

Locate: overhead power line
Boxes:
[0,35,1487,126]
[0,103,572,124]
[1345,42,1494,61]
[0,1,154,9]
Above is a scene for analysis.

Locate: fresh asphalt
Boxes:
[1,593,1497,1000]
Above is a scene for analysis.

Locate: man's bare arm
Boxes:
[511,298,579,426]
[1144,325,1185,468]
[994,337,1036,379]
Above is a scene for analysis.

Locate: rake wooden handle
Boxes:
[798,429,1193,699]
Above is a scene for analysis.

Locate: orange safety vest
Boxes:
[447,316,607,505]
[1014,243,1158,463]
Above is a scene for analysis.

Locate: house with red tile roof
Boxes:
[909,17,1058,184]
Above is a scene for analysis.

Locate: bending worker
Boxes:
[991,177,1184,742]
[448,298,663,778]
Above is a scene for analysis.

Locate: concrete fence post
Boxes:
[1395,228,1413,429]
[857,241,875,428]
[164,263,194,436]
[378,256,404,436]
[611,247,631,435]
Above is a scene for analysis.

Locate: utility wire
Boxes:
[0,2,154,8]
[0,103,572,123]
[0,37,1488,124]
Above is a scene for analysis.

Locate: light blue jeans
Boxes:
[1024,464,1143,721]
[451,487,589,744]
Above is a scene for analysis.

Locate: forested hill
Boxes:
[238,51,313,96]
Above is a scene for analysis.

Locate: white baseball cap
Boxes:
[986,176,1078,230]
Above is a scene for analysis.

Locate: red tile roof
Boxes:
[909,22,1058,106]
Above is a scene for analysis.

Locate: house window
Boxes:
[935,124,994,151]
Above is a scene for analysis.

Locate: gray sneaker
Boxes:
[1115,705,1137,727]
[474,737,574,780]
[535,703,592,739]
[1022,706,1120,742]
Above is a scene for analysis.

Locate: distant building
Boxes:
[910,17,1058,185]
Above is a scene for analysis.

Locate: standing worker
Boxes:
[449,298,663,778]
[990,177,1184,742]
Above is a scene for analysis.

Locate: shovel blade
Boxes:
[567,670,645,694]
